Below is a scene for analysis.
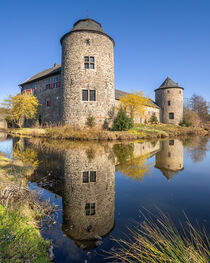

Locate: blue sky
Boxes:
[1,0,210,103]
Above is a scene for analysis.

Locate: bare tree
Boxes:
[189,94,209,123]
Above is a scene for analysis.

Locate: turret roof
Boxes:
[60,17,114,45]
[160,77,179,88]
[155,77,184,91]
[72,18,105,34]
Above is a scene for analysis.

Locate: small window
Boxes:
[167,90,170,93]
[90,171,96,182]
[169,140,174,145]
[54,77,59,88]
[82,90,88,101]
[85,203,95,216]
[85,39,90,45]
[84,56,89,62]
[45,79,50,90]
[90,63,94,69]
[168,152,171,158]
[90,90,96,101]
[84,63,89,69]
[179,90,182,94]
[169,113,174,119]
[84,56,95,69]
[83,171,89,183]
[46,100,51,107]
[168,100,171,106]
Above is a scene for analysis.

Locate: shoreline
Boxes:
[5,124,208,141]
[0,154,52,263]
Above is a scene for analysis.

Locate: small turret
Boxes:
[155,77,184,124]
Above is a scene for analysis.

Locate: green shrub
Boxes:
[86,114,95,128]
[180,116,191,127]
[113,108,133,131]
[149,113,158,124]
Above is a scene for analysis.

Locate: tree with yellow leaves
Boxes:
[1,94,39,128]
[119,91,153,121]
[12,94,39,128]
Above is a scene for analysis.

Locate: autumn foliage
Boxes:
[1,94,39,128]
[119,91,152,121]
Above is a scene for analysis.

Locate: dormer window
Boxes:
[84,56,95,69]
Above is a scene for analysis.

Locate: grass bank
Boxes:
[0,154,52,263]
[7,123,208,141]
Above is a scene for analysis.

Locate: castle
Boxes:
[19,18,184,127]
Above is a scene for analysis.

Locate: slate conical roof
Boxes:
[60,18,114,45]
[155,77,183,92]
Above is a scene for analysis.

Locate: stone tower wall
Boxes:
[61,32,115,127]
[155,88,183,124]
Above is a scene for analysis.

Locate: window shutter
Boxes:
[50,83,53,89]
[58,81,60,87]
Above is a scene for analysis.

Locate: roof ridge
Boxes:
[19,64,61,86]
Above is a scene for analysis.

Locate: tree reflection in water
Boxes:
[183,136,210,163]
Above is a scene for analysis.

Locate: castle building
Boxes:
[19,18,184,127]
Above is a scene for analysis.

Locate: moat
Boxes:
[0,134,210,263]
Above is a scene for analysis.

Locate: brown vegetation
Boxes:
[7,123,208,141]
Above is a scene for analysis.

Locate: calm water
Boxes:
[0,133,210,263]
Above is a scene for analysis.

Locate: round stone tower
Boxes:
[155,77,184,124]
[60,18,115,127]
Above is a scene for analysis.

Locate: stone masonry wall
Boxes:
[155,88,183,124]
[61,31,115,128]
[21,73,61,124]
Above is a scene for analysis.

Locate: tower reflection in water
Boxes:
[155,139,184,179]
[62,144,115,249]
[27,139,184,250]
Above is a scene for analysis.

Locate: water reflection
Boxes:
[0,132,13,158]
[155,139,184,180]
[62,144,115,249]
[183,136,210,163]
[1,135,210,262]
[115,141,160,181]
